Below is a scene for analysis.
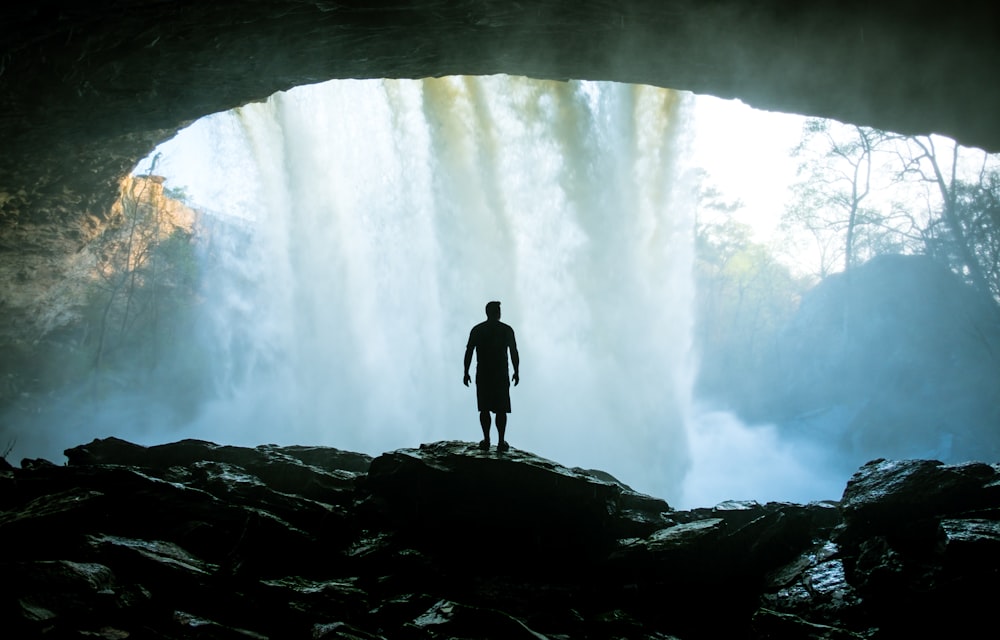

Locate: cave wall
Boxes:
[1,0,999,228]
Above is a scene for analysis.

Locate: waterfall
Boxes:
[159,76,697,501]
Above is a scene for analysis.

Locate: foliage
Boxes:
[164,185,190,202]
[693,187,810,411]
[949,173,1000,301]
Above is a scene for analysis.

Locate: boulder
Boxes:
[360,440,672,571]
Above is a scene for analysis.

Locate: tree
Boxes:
[895,135,1000,298]
[951,171,1000,301]
[782,120,916,277]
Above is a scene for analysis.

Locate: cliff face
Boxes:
[0,176,194,344]
[0,176,197,415]
[4,438,999,639]
[1,1,999,232]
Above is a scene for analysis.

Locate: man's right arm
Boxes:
[463,337,474,386]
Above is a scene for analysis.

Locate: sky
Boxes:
[686,94,810,240]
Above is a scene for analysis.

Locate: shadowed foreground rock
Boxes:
[2,439,998,639]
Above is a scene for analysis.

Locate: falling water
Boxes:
[158,76,697,502]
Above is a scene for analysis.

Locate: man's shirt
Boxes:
[467,320,517,380]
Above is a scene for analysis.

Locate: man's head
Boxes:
[485,300,501,320]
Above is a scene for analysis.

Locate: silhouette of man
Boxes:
[464,300,519,451]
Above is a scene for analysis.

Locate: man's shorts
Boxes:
[476,371,511,413]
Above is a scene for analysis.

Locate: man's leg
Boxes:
[496,412,507,449]
[479,410,491,448]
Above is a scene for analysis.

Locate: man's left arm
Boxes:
[509,329,520,386]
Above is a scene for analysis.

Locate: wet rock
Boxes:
[361,440,671,571]
[614,500,839,584]
[759,541,866,630]
[839,459,1000,537]
[64,436,148,466]
[312,620,388,640]
[85,534,218,592]
[19,457,58,469]
[0,560,146,637]
[750,608,868,640]
[940,517,1000,571]
[4,437,1000,638]
[407,599,549,640]
[65,437,370,503]
[827,458,1000,637]
[172,610,269,639]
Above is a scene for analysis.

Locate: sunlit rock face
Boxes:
[0,176,198,422]
[749,254,1000,462]
[1,1,999,229]
[4,438,998,638]
[0,176,194,345]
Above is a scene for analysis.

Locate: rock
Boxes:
[759,541,866,630]
[360,440,672,571]
[4,437,1000,638]
[64,436,148,467]
[940,517,1000,571]
[66,437,370,508]
[2,1,998,242]
[409,599,549,640]
[838,458,1000,540]
[312,620,387,640]
[19,457,58,469]
[750,608,868,640]
[0,560,145,637]
[86,533,218,580]
[829,458,1000,637]
[172,611,269,640]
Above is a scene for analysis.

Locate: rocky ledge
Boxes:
[2,439,998,639]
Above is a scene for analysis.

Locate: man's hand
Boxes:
[463,373,471,387]
[512,372,519,386]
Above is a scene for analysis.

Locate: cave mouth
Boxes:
[140,73,1000,503]
[5,68,995,509]
[143,75,701,504]
[120,74,850,509]
[0,74,842,509]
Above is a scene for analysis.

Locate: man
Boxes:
[464,300,520,451]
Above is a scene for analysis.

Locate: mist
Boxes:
[4,76,853,509]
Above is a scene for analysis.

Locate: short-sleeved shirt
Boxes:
[467,320,517,383]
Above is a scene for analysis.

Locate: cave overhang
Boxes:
[1,1,998,224]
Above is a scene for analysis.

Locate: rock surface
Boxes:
[3,437,997,638]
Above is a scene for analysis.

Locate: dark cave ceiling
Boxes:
[1,1,998,225]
